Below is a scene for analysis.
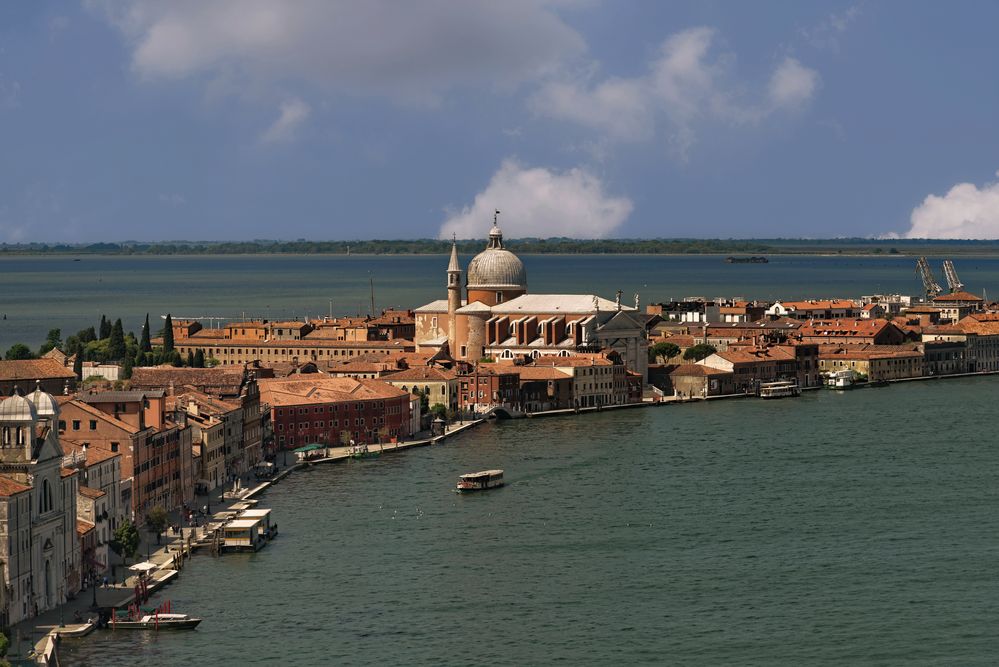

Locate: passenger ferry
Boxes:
[825,369,859,389]
[758,380,801,399]
[456,470,504,492]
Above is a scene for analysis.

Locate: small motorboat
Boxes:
[456,469,504,492]
[112,611,202,630]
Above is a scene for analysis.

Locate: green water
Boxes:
[62,378,999,665]
[5,253,999,351]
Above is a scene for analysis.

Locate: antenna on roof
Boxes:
[494,209,500,226]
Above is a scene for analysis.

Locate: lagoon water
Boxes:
[9,253,999,664]
[62,377,999,665]
[6,253,999,351]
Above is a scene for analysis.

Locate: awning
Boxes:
[128,562,157,573]
[292,444,325,453]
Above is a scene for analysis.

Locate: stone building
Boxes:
[0,387,81,626]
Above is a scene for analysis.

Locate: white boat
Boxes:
[456,469,504,492]
[758,380,801,399]
[112,612,202,630]
[825,369,859,389]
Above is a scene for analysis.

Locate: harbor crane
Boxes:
[915,256,943,300]
[942,259,964,293]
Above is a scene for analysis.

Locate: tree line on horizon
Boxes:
[4,237,999,256]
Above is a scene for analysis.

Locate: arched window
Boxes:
[1,427,9,446]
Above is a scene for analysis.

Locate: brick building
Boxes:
[259,377,412,450]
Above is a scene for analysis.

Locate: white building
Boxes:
[0,387,81,625]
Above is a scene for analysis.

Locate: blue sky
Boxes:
[2,1,999,242]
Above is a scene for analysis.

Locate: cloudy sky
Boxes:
[2,1,998,242]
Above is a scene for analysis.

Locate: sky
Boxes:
[2,1,999,242]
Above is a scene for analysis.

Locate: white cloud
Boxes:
[905,172,999,239]
[439,159,632,239]
[768,57,820,108]
[530,27,820,155]
[260,98,311,143]
[87,0,585,102]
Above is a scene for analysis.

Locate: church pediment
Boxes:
[597,311,642,332]
[42,538,54,552]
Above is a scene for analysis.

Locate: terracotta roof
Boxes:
[61,439,123,466]
[0,476,31,497]
[60,467,78,478]
[131,367,246,395]
[0,358,76,381]
[78,485,106,499]
[778,299,857,310]
[382,367,456,382]
[933,291,983,302]
[76,519,95,536]
[670,364,732,377]
[258,377,408,406]
[503,366,571,381]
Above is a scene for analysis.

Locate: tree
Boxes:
[169,350,183,367]
[73,352,83,379]
[111,522,140,564]
[145,506,169,545]
[186,351,195,367]
[651,341,680,363]
[79,326,97,344]
[140,313,152,353]
[163,314,175,354]
[683,343,717,362]
[99,315,111,340]
[4,343,33,360]
[122,355,134,380]
[38,328,62,356]
[108,318,126,361]
[193,349,205,368]
[430,403,447,421]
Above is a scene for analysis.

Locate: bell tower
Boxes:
[447,235,462,352]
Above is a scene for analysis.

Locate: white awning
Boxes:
[128,562,157,572]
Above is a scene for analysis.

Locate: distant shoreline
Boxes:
[4,238,999,257]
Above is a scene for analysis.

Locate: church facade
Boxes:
[0,387,81,626]
[415,221,648,380]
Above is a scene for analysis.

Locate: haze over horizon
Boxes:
[2,2,999,243]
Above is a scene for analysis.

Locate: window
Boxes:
[111,442,119,453]
[72,420,81,431]
[58,420,66,431]
[89,420,98,430]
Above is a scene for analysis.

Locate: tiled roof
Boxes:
[492,294,632,314]
[61,438,123,466]
[76,519,95,536]
[0,476,31,497]
[933,291,983,302]
[670,364,732,377]
[0,358,76,381]
[79,390,165,403]
[258,377,408,406]
[78,485,106,499]
[130,367,245,394]
[382,366,456,382]
[57,399,140,434]
[779,299,857,310]
[60,467,78,478]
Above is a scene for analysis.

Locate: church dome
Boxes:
[0,392,38,423]
[30,385,60,420]
[466,224,527,290]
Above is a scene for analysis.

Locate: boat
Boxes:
[456,469,504,492]
[825,369,859,389]
[725,256,769,264]
[348,443,380,460]
[111,611,202,630]
[253,461,276,480]
[758,380,801,399]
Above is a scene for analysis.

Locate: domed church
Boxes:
[415,214,648,380]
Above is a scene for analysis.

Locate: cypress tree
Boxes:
[122,354,133,380]
[163,314,175,354]
[134,349,144,370]
[140,314,152,353]
[186,351,195,367]
[73,352,83,380]
[108,319,126,361]
[99,315,111,340]
[193,349,205,368]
